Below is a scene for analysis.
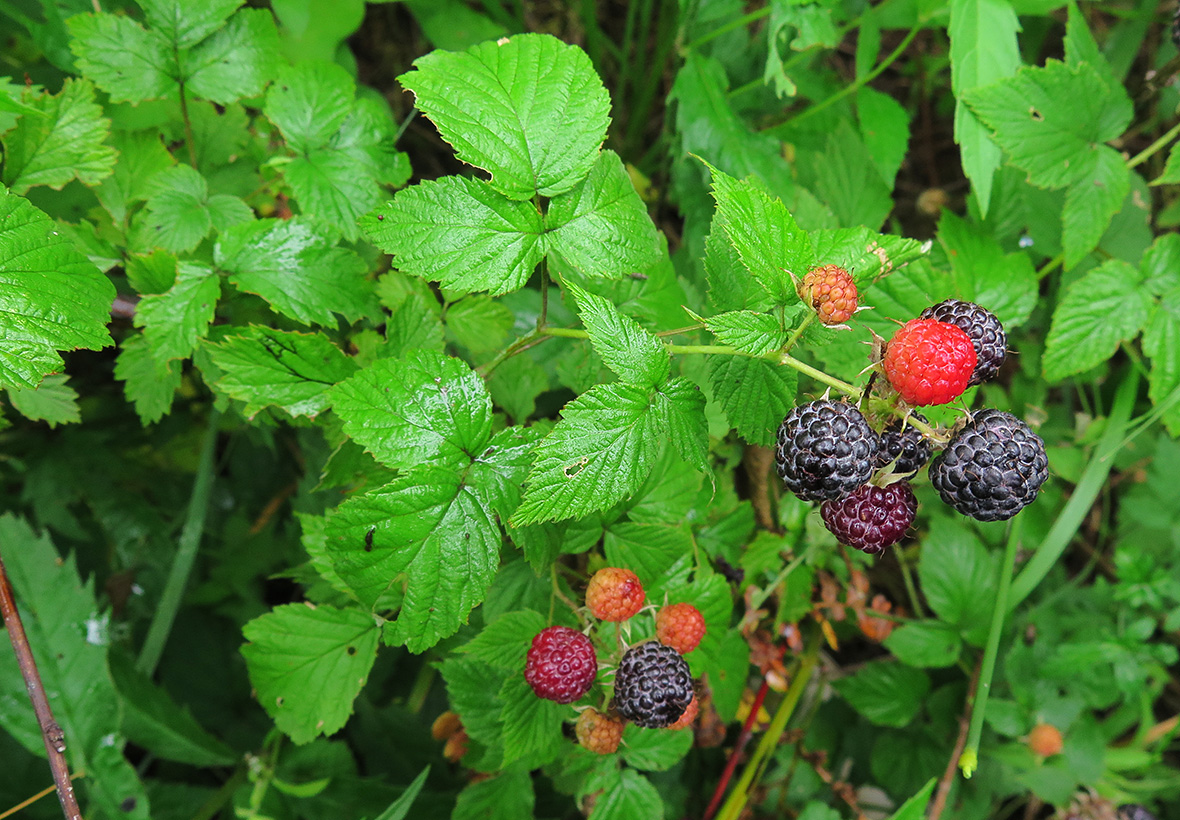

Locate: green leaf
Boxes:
[140,165,251,253]
[400,33,609,200]
[204,326,358,419]
[666,570,732,669]
[466,425,539,520]
[453,767,535,820]
[1,78,116,193]
[545,150,662,278]
[138,0,243,49]
[707,163,814,305]
[620,723,694,771]
[1061,147,1131,269]
[886,778,937,820]
[386,290,446,358]
[241,603,380,744]
[565,280,669,388]
[833,660,930,727]
[934,210,1036,328]
[374,766,430,820]
[4,373,80,427]
[94,131,174,225]
[1042,259,1151,381]
[810,226,928,286]
[948,0,1020,216]
[695,309,787,356]
[604,522,693,588]
[0,515,151,819]
[134,262,220,365]
[804,120,893,229]
[0,187,116,389]
[215,218,377,326]
[652,377,710,477]
[68,13,174,103]
[1144,288,1180,437]
[361,175,544,296]
[857,86,910,187]
[918,519,998,645]
[1141,233,1180,296]
[884,620,963,668]
[707,355,797,446]
[265,60,354,151]
[512,383,663,525]
[114,334,181,424]
[590,769,664,820]
[460,610,547,669]
[324,467,502,651]
[184,9,280,104]
[329,350,492,471]
[445,296,514,354]
[439,657,507,771]
[498,674,566,768]
[1063,2,1120,98]
[109,652,235,766]
[1149,143,1180,186]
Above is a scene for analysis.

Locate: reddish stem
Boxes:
[702,678,770,820]
[0,552,83,820]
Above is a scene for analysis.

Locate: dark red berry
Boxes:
[524,626,597,704]
[820,481,917,555]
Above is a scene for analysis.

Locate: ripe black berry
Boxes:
[929,410,1048,521]
[875,414,932,479]
[524,626,597,704]
[611,642,693,729]
[820,481,917,555]
[919,300,1006,386]
[775,401,879,501]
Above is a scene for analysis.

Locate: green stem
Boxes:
[781,312,814,354]
[1007,368,1139,610]
[540,327,587,339]
[683,5,772,52]
[1127,119,1180,169]
[477,328,545,377]
[1036,253,1064,280]
[766,23,921,131]
[716,631,820,820]
[898,549,926,619]
[137,408,221,676]
[666,344,746,355]
[960,517,1022,778]
[176,75,198,168]
[779,352,859,397]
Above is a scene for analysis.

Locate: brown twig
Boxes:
[928,658,982,820]
[0,553,83,820]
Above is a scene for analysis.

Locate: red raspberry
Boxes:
[524,626,597,703]
[585,567,645,622]
[656,603,706,655]
[800,264,858,325]
[667,693,699,730]
[575,707,624,754]
[882,319,976,406]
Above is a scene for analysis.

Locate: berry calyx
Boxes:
[800,264,858,325]
[882,319,977,406]
[1027,723,1064,757]
[820,481,917,555]
[575,707,624,754]
[774,400,880,502]
[875,414,933,479]
[656,603,706,655]
[585,567,645,622]
[667,693,699,730]
[612,642,694,729]
[919,300,1006,386]
[929,409,1048,521]
[524,625,598,704]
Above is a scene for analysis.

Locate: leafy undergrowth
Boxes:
[1,1,1179,819]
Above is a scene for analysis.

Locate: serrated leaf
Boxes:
[439,657,507,771]
[361,175,544,296]
[324,467,501,651]
[698,309,788,356]
[400,33,609,200]
[590,769,664,820]
[883,620,963,668]
[445,296,514,354]
[934,210,1036,328]
[0,515,151,819]
[666,570,732,670]
[565,280,669,387]
[109,652,235,766]
[1061,147,1131,268]
[140,165,250,253]
[707,355,797,446]
[68,13,174,103]
[2,78,116,193]
[266,60,354,151]
[114,334,180,424]
[1144,288,1180,437]
[498,674,566,768]
[948,0,1020,216]
[917,519,998,645]
[604,522,693,588]
[834,660,930,727]
[329,350,492,471]
[139,0,242,49]
[134,262,220,365]
[809,226,927,285]
[546,150,662,278]
[705,212,773,313]
[513,383,663,525]
[652,376,710,476]
[857,86,910,187]
[94,131,174,225]
[707,163,814,304]
[620,723,694,771]
[805,120,893,229]
[887,779,937,820]
[204,326,358,418]
[0,188,115,389]
[385,290,445,358]
[1150,143,1180,186]
[467,426,539,520]
[374,766,430,820]
[1042,259,1151,381]
[1063,3,1120,98]
[184,9,280,104]
[5,373,80,427]
[241,603,380,744]
[1142,234,1180,295]
[453,768,535,820]
[460,610,547,669]
[215,218,377,326]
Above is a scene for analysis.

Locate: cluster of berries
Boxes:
[776,285,1049,555]
[523,568,706,754]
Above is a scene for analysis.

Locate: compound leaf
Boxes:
[695,309,787,356]
[565,280,669,388]
[138,0,242,49]
[68,13,174,103]
[180,9,281,104]
[241,603,380,744]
